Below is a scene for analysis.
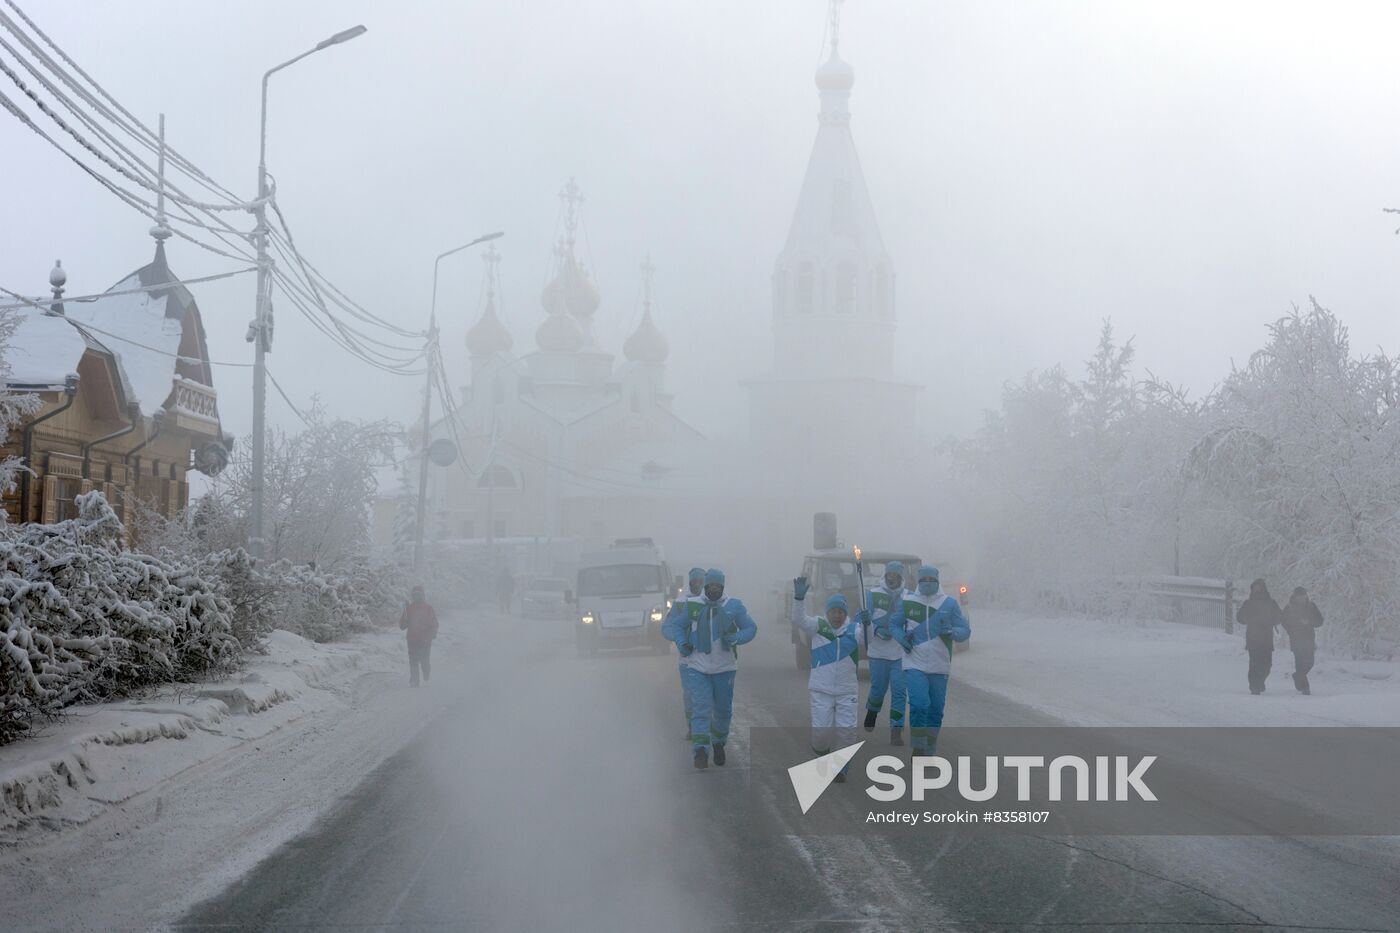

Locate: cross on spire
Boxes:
[828,0,844,56]
[482,242,501,297]
[640,254,655,310]
[559,177,584,242]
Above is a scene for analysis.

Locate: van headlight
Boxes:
[649,606,665,623]
[581,611,595,625]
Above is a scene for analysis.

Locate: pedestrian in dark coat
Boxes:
[1236,578,1281,695]
[399,585,439,687]
[1281,587,1324,695]
[496,567,515,615]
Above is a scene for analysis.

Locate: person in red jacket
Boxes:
[399,585,439,687]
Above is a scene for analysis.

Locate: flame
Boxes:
[853,545,862,561]
[959,584,968,595]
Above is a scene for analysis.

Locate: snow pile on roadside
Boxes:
[0,627,406,835]
[958,610,1400,727]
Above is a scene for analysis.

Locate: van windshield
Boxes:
[577,564,666,597]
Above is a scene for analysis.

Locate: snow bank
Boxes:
[0,627,404,834]
[958,610,1400,727]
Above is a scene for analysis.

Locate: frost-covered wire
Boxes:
[0,282,256,368]
[0,0,245,206]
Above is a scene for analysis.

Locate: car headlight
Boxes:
[649,606,665,623]
[581,611,595,625]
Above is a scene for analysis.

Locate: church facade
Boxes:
[417,181,705,559]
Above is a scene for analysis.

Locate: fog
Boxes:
[5,4,1400,929]
[6,0,1400,444]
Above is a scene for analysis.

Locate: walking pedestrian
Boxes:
[661,568,757,769]
[496,567,515,615]
[1237,578,1281,695]
[1281,586,1324,695]
[893,565,970,757]
[791,579,860,782]
[399,585,439,688]
[859,561,908,746]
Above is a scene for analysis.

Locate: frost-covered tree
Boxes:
[390,469,417,565]
[217,401,396,570]
[0,310,42,507]
[1192,302,1400,655]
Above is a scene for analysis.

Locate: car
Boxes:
[574,539,674,656]
[520,576,573,620]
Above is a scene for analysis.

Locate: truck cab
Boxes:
[574,539,673,656]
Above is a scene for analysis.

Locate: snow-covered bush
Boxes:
[0,492,237,744]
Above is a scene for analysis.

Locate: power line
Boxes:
[0,265,257,312]
[265,368,313,427]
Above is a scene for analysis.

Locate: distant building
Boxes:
[414,181,705,564]
[744,18,920,491]
[1,242,231,529]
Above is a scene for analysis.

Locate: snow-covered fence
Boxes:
[0,492,237,744]
[1116,575,1235,631]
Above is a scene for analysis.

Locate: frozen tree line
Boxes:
[0,317,409,742]
[958,304,1400,657]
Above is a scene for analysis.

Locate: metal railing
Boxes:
[1118,575,1236,632]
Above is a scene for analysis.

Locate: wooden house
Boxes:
[1,244,231,527]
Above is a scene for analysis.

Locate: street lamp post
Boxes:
[248,24,366,560]
[412,232,505,573]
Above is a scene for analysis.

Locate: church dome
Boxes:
[466,296,513,357]
[559,257,600,319]
[815,52,854,93]
[623,307,669,363]
[536,308,585,353]
[540,275,566,316]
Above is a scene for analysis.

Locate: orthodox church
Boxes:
[418,180,705,552]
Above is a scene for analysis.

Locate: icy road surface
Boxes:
[171,613,1400,933]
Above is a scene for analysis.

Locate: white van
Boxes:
[574,539,675,656]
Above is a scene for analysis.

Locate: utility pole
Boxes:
[413,232,505,572]
[248,25,366,560]
[412,314,437,572]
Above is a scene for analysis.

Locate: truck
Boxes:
[784,514,972,670]
[573,538,676,657]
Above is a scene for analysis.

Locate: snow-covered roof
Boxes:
[65,288,177,411]
[2,306,95,390]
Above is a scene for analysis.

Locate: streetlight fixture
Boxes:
[412,232,506,572]
[248,25,367,560]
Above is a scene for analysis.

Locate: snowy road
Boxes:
[174,613,1400,933]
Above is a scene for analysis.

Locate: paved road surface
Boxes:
[179,612,1400,932]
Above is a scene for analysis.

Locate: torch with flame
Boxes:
[853,544,870,647]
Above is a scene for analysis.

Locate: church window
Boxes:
[875,265,890,317]
[630,389,640,414]
[834,262,857,315]
[796,262,814,315]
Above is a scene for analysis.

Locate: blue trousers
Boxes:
[865,657,906,729]
[679,664,694,740]
[905,669,949,754]
[680,666,736,750]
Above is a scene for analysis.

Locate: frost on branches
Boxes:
[0,492,237,744]
[960,308,1400,657]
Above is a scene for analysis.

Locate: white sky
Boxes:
[3,0,1400,442]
